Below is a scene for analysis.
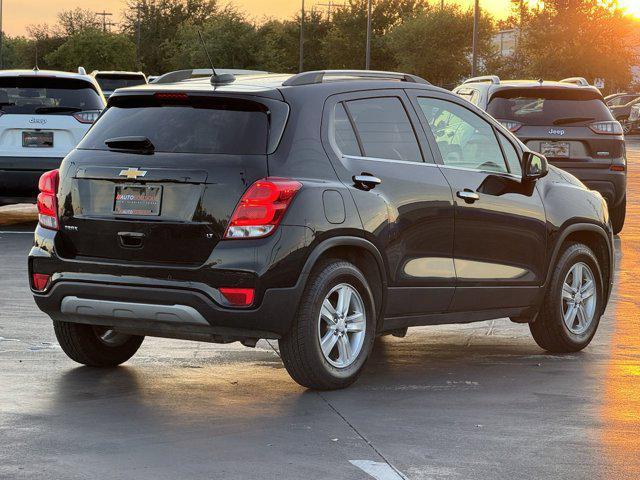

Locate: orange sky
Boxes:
[1,0,638,36]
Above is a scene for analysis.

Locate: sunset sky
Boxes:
[2,0,639,36]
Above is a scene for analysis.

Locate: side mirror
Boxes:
[522,151,548,181]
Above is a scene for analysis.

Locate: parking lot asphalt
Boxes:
[1,140,639,480]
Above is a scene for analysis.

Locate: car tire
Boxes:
[529,243,603,353]
[610,195,626,235]
[53,320,144,367]
[279,259,376,390]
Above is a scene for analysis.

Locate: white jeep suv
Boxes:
[0,69,105,205]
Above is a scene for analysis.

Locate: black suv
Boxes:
[29,70,614,390]
[454,76,627,233]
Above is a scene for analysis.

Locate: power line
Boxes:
[95,10,116,32]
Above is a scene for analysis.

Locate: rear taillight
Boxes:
[32,273,51,292]
[224,178,302,239]
[37,169,59,230]
[499,120,523,133]
[219,288,255,307]
[589,121,623,135]
[73,110,101,124]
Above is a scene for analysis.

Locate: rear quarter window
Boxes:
[78,96,270,155]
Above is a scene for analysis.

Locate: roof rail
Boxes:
[463,75,500,85]
[282,70,429,86]
[560,77,589,87]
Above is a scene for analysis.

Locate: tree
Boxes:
[322,0,426,70]
[165,8,260,70]
[45,28,137,71]
[56,8,100,36]
[516,0,636,91]
[387,5,496,86]
[121,0,219,74]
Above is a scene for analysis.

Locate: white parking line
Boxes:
[0,231,34,234]
[350,460,408,480]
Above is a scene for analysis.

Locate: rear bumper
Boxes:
[552,161,627,208]
[33,280,303,341]
[29,223,312,340]
[0,156,64,199]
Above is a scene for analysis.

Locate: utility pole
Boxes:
[441,0,444,10]
[299,0,305,72]
[471,0,479,76]
[136,3,142,70]
[0,0,4,70]
[365,0,372,70]
[96,10,115,32]
[317,1,345,21]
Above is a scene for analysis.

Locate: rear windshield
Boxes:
[95,74,146,91]
[78,96,269,155]
[0,77,103,115]
[487,88,612,126]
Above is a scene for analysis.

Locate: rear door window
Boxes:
[487,88,612,126]
[0,77,103,115]
[345,97,422,162]
[78,96,269,155]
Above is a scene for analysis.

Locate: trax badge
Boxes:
[119,168,147,179]
[548,128,566,136]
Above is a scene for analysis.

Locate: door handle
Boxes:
[456,189,480,204]
[353,173,382,191]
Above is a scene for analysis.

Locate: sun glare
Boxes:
[617,0,640,18]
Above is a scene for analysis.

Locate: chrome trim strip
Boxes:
[343,154,438,167]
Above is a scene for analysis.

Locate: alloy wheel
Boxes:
[561,262,597,335]
[317,283,367,368]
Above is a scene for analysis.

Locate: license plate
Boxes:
[114,185,162,216]
[540,141,570,158]
[22,131,53,148]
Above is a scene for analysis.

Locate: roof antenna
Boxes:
[197,30,235,85]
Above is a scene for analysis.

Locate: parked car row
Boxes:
[26,69,617,390]
[453,75,627,234]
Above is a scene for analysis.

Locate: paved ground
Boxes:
[1,140,639,480]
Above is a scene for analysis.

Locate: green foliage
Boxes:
[165,7,260,70]
[2,0,637,93]
[322,0,426,70]
[387,5,496,86]
[514,0,636,91]
[121,0,220,74]
[44,29,137,72]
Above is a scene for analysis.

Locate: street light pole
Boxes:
[471,0,479,76]
[0,0,4,70]
[365,0,372,70]
[299,0,305,72]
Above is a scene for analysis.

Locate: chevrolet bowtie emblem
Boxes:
[119,167,147,179]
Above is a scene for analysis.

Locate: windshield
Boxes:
[0,77,103,115]
[78,96,268,155]
[487,88,612,126]
[95,75,147,91]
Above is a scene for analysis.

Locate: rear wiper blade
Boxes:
[105,136,155,154]
[552,117,595,125]
[35,106,83,114]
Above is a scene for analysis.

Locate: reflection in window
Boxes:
[418,97,508,173]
